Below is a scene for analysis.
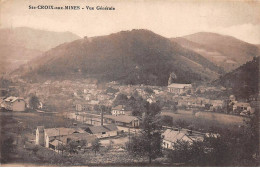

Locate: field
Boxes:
[161,110,247,132]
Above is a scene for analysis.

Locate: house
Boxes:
[248,94,259,110]
[162,128,204,150]
[84,124,118,139]
[36,126,97,152]
[89,100,99,105]
[111,105,132,116]
[41,127,86,148]
[168,83,192,95]
[2,96,26,111]
[104,115,140,127]
[162,129,193,150]
[233,102,252,114]
[210,100,224,108]
[147,98,156,104]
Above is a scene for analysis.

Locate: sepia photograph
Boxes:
[0,0,259,167]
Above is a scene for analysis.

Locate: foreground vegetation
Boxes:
[0,105,259,166]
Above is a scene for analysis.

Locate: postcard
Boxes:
[0,0,259,167]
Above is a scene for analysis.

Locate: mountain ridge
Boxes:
[171,32,260,72]
[14,29,224,85]
[0,27,80,75]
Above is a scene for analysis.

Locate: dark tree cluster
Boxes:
[166,111,259,166]
[113,93,148,117]
[126,103,163,164]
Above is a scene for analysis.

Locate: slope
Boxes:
[172,32,260,72]
[17,29,224,85]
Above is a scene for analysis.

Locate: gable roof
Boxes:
[168,83,192,89]
[4,96,24,103]
[49,139,63,147]
[112,105,125,110]
[45,128,78,137]
[60,133,97,144]
[234,102,250,107]
[103,124,118,131]
[104,115,139,123]
[87,124,118,134]
[162,129,193,143]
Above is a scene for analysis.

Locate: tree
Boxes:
[91,139,101,155]
[29,95,40,110]
[167,140,207,166]
[167,110,259,166]
[166,140,191,164]
[66,140,79,154]
[126,102,163,164]
[106,87,119,93]
[171,104,178,112]
[160,115,173,127]
[175,119,188,129]
[196,89,201,94]
[113,93,128,106]
[57,143,66,156]
[144,87,154,95]
[1,137,16,163]
[32,145,39,155]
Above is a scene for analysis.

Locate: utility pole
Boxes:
[100,107,103,126]
[128,128,131,144]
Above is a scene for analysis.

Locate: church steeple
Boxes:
[168,72,177,85]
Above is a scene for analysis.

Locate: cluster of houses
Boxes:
[36,119,206,152]
[36,122,119,152]
[228,95,255,115]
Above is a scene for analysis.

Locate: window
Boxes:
[102,132,106,134]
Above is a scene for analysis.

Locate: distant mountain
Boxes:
[0,27,80,74]
[171,32,260,72]
[15,29,224,85]
[214,57,259,99]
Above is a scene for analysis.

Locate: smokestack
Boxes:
[101,110,103,126]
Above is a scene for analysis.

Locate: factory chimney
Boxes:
[101,109,104,126]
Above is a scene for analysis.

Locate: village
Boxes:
[0,72,258,166]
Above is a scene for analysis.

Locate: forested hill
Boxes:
[15,29,223,86]
[214,57,259,99]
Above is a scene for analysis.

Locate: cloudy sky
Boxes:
[1,0,260,44]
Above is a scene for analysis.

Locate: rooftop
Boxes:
[4,96,24,103]
[112,105,125,110]
[168,83,192,89]
[44,127,84,137]
[234,102,250,107]
[104,115,139,123]
[87,124,118,134]
[162,129,193,143]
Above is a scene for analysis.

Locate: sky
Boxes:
[1,0,260,44]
